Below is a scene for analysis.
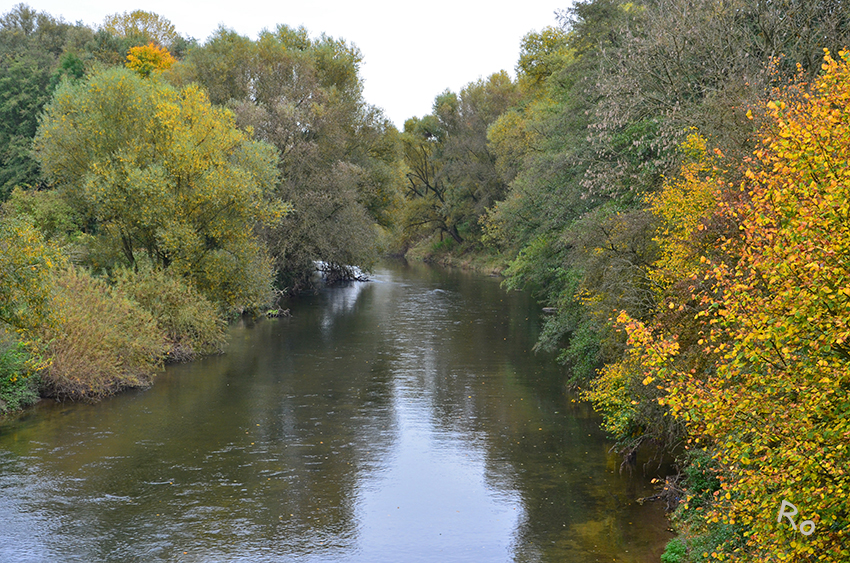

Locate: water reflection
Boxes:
[0,261,671,562]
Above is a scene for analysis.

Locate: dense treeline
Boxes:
[0,4,403,409]
[2,1,850,559]
[391,0,850,560]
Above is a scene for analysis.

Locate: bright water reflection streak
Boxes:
[0,262,671,562]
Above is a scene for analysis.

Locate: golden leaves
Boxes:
[126,43,176,78]
[0,215,62,333]
[666,49,850,560]
[34,67,283,311]
[590,50,850,562]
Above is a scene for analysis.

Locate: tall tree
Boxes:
[182,25,403,290]
[101,10,178,49]
[0,4,92,197]
[400,72,519,248]
[34,67,283,311]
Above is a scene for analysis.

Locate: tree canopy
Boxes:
[181,25,403,289]
[34,67,283,310]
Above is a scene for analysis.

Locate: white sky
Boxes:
[19,0,571,128]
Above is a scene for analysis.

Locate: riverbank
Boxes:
[400,232,510,277]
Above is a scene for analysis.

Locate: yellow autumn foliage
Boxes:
[126,42,176,78]
[596,51,850,561]
[34,67,288,311]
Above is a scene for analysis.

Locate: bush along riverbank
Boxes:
[0,261,232,413]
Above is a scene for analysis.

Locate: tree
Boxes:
[663,51,850,561]
[401,113,463,244]
[101,10,178,49]
[170,27,253,105]
[34,67,284,311]
[489,0,850,388]
[183,25,403,289]
[125,42,175,77]
[0,4,92,197]
[484,0,641,382]
[584,0,850,203]
[516,26,571,90]
[400,72,519,248]
[600,53,850,561]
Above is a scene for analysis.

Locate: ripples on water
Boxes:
[0,261,671,562]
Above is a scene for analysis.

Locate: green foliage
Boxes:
[113,265,226,362]
[489,0,850,398]
[516,26,571,89]
[582,135,727,451]
[400,72,518,251]
[170,27,253,104]
[34,67,282,311]
[0,340,39,414]
[38,266,166,399]
[184,25,403,290]
[661,451,740,563]
[83,28,140,67]
[0,4,93,197]
[661,537,687,563]
[554,317,601,383]
[680,450,721,504]
[3,186,82,241]
[54,51,84,82]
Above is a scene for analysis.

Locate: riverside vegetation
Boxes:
[1,2,849,561]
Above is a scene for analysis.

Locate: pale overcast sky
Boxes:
[18,1,570,128]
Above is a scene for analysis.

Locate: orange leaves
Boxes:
[125,43,176,78]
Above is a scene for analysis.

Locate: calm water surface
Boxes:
[0,262,672,562]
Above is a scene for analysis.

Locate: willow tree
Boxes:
[34,67,284,311]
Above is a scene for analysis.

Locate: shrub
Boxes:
[2,187,81,243]
[113,265,227,362]
[663,450,743,563]
[0,340,39,414]
[39,267,166,399]
[0,214,58,333]
[661,537,687,563]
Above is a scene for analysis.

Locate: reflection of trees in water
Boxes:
[318,279,370,335]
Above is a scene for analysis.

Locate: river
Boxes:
[0,261,671,562]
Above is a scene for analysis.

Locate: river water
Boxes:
[0,261,671,562]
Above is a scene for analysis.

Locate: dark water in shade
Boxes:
[0,261,673,562]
